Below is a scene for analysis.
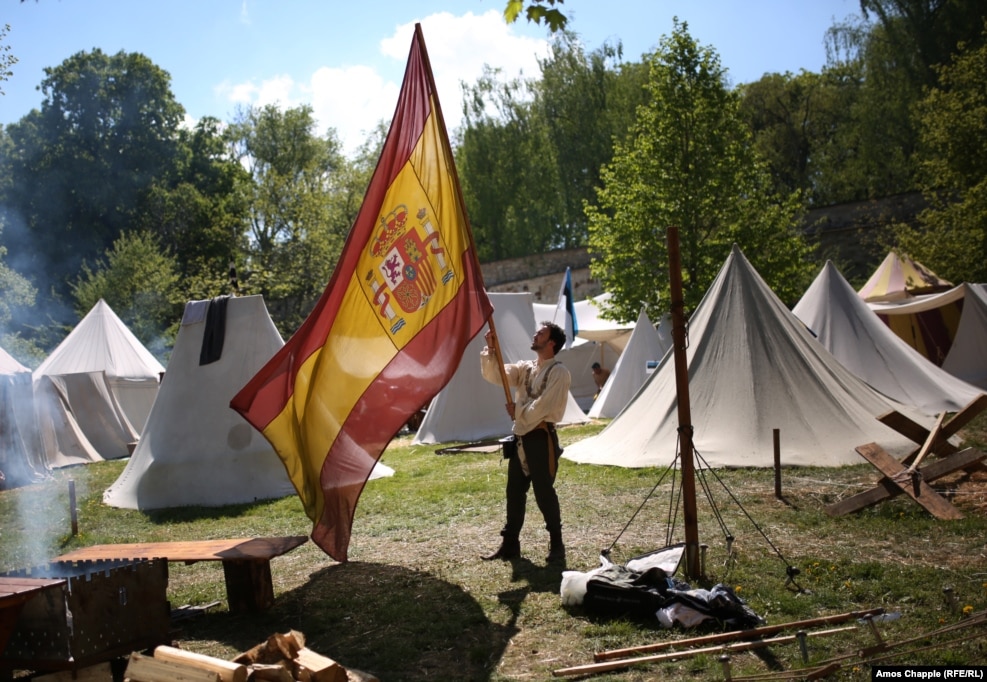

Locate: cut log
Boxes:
[245,664,294,682]
[293,648,347,682]
[154,645,248,682]
[125,652,220,682]
[234,631,305,665]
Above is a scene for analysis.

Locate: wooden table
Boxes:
[55,536,308,614]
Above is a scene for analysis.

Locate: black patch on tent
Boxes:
[200,296,229,365]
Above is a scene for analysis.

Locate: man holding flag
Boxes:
[479,322,571,564]
[231,25,492,563]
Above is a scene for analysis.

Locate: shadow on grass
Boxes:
[178,561,515,681]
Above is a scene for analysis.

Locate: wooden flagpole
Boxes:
[667,226,700,579]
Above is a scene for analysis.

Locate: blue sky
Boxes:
[3,0,860,156]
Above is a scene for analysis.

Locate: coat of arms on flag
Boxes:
[365,204,453,336]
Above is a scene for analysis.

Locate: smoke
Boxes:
[0,203,78,347]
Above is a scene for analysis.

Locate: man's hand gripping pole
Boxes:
[485,320,515,420]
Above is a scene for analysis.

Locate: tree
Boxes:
[503,0,568,32]
[226,104,349,333]
[456,36,649,261]
[587,21,812,324]
[0,24,16,95]
[894,21,987,283]
[0,49,185,306]
[71,229,181,353]
[137,116,252,302]
[457,66,560,261]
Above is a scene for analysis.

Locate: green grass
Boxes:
[2,417,987,681]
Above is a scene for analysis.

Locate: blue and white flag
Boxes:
[553,267,578,349]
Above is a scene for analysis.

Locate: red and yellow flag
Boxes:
[231,24,492,562]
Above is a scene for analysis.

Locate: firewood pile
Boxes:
[123,631,378,682]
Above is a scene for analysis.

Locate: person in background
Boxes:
[591,362,611,398]
[479,321,571,564]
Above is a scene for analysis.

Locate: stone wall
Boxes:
[481,247,600,303]
[479,192,926,300]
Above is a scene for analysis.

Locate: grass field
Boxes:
[2,417,986,681]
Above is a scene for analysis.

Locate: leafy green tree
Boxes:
[587,21,812,324]
[503,0,568,32]
[457,66,559,261]
[0,49,185,306]
[226,104,349,334]
[138,116,252,302]
[456,36,649,261]
[72,230,182,352]
[0,24,16,95]
[0,215,38,364]
[895,22,987,283]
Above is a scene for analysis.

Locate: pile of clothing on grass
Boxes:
[561,544,764,630]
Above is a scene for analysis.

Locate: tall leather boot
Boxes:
[482,531,520,561]
[546,529,565,564]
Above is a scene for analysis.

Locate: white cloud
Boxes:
[219,10,548,158]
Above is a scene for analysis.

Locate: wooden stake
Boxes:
[68,480,78,536]
[773,429,782,499]
[593,607,883,661]
[553,627,855,678]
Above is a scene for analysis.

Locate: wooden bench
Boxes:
[54,536,307,614]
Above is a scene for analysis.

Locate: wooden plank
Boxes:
[553,627,855,678]
[855,443,964,520]
[593,607,884,661]
[880,394,987,464]
[826,447,985,516]
[125,652,219,682]
[0,577,64,605]
[153,647,246,682]
[55,537,307,564]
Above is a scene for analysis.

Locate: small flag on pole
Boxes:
[553,267,578,349]
[231,24,493,562]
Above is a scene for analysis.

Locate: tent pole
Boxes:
[667,226,701,579]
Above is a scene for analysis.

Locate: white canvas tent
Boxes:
[572,293,636,353]
[942,283,987,390]
[33,299,165,432]
[34,371,139,467]
[588,308,670,419]
[794,261,984,415]
[533,299,621,410]
[0,346,47,486]
[413,292,588,445]
[104,296,394,510]
[564,245,932,469]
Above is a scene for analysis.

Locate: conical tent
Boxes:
[104,296,393,510]
[413,292,588,445]
[564,245,932,469]
[33,370,140,467]
[534,300,620,410]
[942,283,987,390]
[588,308,670,419]
[794,261,984,415]
[572,293,636,353]
[0,346,47,486]
[866,285,965,365]
[33,299,165,432]
[858,251,953,302]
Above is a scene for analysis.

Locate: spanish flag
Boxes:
[231,24,493,562]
